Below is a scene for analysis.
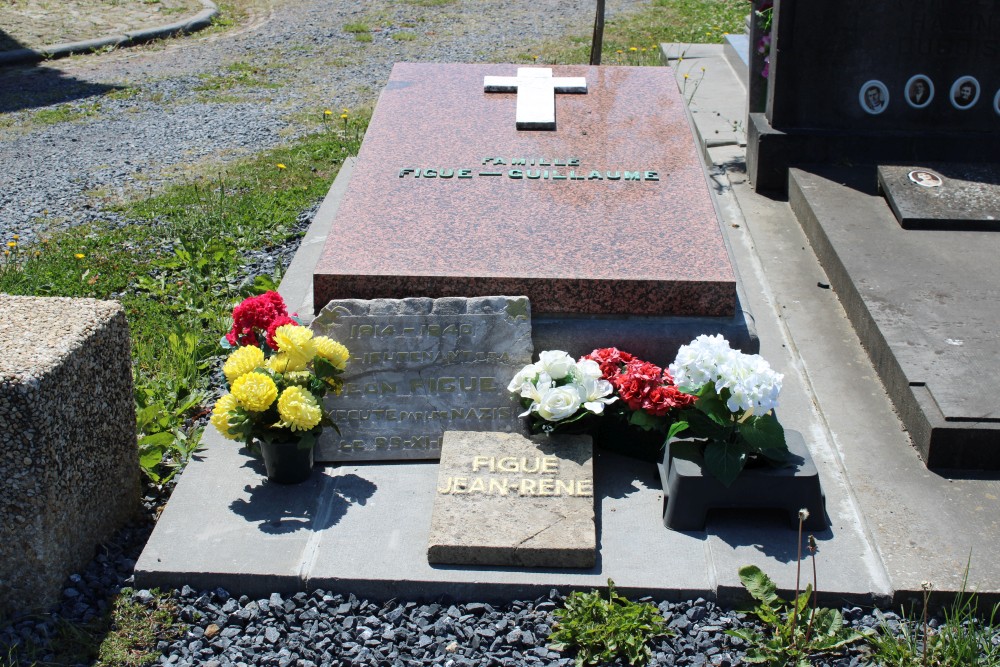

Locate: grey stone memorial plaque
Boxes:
[310,296,532,462]
[878,164,1000,231]
[427,431,596,568]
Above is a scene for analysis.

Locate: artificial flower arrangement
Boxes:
[667,334,787,486]
[506,350,618,434]
[508,335,788,486]
[210,291,350,454]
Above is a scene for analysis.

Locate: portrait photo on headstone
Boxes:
[950,76,980,109]
[905,74,934,108]
[907,170,943,187]
[994,88,1000,115]
[859,80,889,114]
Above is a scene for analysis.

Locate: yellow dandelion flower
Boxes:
[616,49,623,54]
[231,371,278,412]
[314,336,349,370]
[276,163,287,170]
[629,47,638,52]
[210,393,241,440]
[342,108,349,113]
[277,386,322,432]
[324,109,333,116]
[684,73,690,79]
[6,241,15,248]
[12,235,18,240]
[273,324,316,367]
[74,253,85,259]
[340,113,348,119]
[3,250,8,257]
[223,345,265,384]
[641,47,647,52]
[34,251,40,257]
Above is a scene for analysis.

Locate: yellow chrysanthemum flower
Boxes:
[223,345,265,384]
[278,386,322,432]
[210,393,241,440]
[273,324,316,367]
[231,372,278,412]
[266,352,306,373]
[314,336,349,370]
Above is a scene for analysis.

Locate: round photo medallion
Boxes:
[950,76,980,110]
[859,80,889,115]
[904,74,934,109]
[908,170,943,187]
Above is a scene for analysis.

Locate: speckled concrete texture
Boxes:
[314,63,735,317]
[0,295,139,616]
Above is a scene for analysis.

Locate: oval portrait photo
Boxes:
[905,75,934,109]
[950,76,980,110]
[859,80,889,115]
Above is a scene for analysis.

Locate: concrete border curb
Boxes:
[0,0,217,67]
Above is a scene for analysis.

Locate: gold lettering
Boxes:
[538,479,555,496]
[472,455,490,472]
[541,456,559,473]
[498,457,518,473]
[521,457,540,473]
[437,476,453,493]
[555,479,574,495]
[519,479,538,495]
[575,479,594,497]
[452,477,468,494]
[469,477,486,493]
[488,478,509,495]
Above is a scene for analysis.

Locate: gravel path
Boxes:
[0,0,644,244]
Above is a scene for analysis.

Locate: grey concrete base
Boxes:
[137,47,1000,606]
[135,425,884,605]
[788,166,1000,470]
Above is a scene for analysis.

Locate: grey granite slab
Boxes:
[878,164,1000,231]
[310,296,531,462]
[427,431,595,568]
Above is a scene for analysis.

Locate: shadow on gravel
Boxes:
[0,29,120,113]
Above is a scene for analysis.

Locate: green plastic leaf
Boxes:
[703,438,746,487]
[740,414,787,460]
[627,410,664,432]
[695,391,731,426]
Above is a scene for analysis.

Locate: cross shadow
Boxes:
[229,456,377,535]
[0,29,120,113]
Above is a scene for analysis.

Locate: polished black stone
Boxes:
[878,164,1000,231]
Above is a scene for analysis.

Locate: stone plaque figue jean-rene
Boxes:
[310,296,532,462]
[427,431,596,568]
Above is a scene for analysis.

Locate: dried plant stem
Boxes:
[804,535,818,645]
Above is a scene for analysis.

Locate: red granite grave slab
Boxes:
[314,63,735,316]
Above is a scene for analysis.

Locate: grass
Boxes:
[0,111,367,485]
[392,31,418,42]
[521,0,747,65]
[194,60,280,92]
[0,589,183,666]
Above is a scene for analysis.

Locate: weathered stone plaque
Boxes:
[878,164,1000,231]
[427,431,595,568]
[310,296,531,462]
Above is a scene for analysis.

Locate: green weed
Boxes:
[549,579,668,666]
[343,22,370,33]
[392,31,419,41]
[868,575,1000,666]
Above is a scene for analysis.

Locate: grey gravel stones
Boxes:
[0,296,139,617]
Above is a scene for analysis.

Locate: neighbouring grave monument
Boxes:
[749,2,1000,468]
[311,296,531,461]
[427,431,595,568]
[0,296,139,615]
[748,1,1000,192]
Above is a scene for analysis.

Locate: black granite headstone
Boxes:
[749,0,1000,191]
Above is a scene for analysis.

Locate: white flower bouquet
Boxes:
[507,350,617,434]
[667,334,788,486]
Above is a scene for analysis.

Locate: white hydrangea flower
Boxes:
[577,375,617,415]
[536,385,583,421]
[669,335,782,415]
[536,350,576,380]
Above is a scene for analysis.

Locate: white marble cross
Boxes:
[484,68,587,131]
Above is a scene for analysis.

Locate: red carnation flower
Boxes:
[226,291,288,347]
